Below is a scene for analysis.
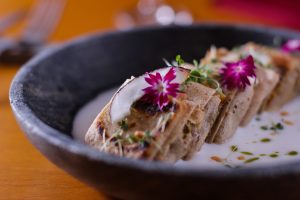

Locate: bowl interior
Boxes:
[10,24,300,200]
[20,25,299,139]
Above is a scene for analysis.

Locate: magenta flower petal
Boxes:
[220,55,256,90]
[157,93,169,110]
[282,39,300,53]
[143,86,156,94]
[163,67,176,83]
[145,77,157,86]
[148,73,157,80]
[142,67,180,110]
[155,72,163,81]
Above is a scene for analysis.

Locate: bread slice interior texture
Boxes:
[163,82,221,161]
[86,92,197,161]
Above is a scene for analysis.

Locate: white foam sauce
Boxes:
[72,87,300,169]
[110,67,188,123]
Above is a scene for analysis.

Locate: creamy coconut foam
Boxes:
[73,87,300,169]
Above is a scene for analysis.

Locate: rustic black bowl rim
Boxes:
[10,23,300,179]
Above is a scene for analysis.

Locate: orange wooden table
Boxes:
[0,1,136,199]
[0,0,283,199]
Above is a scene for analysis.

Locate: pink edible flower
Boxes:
[220,55,256,90]
[142,67,179,110]
[282,39,300,53]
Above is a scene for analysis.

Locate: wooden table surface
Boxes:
[0,0,291,199]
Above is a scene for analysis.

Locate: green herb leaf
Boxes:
[193,59,199,68]
[260,125,268,130]
[230,145,238,152]
[244,157,260,163]
[270,122,284,131]
[287,151,298,156]
[118,120,129,131]
[260,138,271,143]
[275,122,284,130]
[190,70,201,77]
[175,55,185,65]
[241,151,253,156]
[185,69,223,97]
[269,153,279,158]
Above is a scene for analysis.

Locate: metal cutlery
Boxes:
[0,10,26,34]
[0,0,66,65]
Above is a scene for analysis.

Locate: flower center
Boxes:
[234,65,243,73]
[156,81,166,93]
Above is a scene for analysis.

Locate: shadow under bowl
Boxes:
[10,24,300,200]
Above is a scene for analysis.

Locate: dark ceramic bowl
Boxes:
[10,24,300,200]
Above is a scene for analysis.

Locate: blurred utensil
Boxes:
[0,10,26,34]
[0,10,26,56]
[0,0,66,65]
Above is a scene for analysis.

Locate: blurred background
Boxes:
[0,0,300,199]
[1,0,300,42]
[0,0,299,66]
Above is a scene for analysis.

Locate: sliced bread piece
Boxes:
[161,82,221,161]
[241,43,300,111]
[201,47,255,143]
[240,66,279,126]
[85,95,193,161]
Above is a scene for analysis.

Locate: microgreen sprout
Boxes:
[175,54,185,66]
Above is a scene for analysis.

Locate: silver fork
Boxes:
[0,0,66,65]
[0,10,26,34]
[0,10,26,53]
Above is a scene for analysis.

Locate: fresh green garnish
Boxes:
[173,55,225,98]
[260,138,271,143]
[287,151,298,156]
[270,122,284,131]
[185,68,224,97]
[260,125,268,130]
[231,145,238,152]
[244,157,260,163]
[259,154,266,157]
[269,153,279,158]
[260,122,284,132]
[241,151,253,156]
[175,55,185,65]
[193,59,199,68]
[118,119,129,131]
